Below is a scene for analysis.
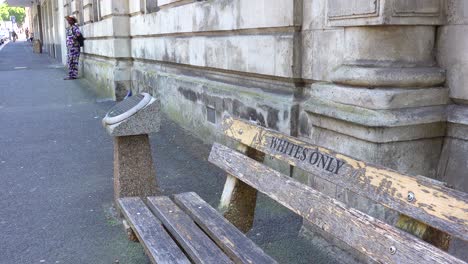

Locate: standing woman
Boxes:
[64,16,81,80]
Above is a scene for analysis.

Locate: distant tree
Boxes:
[0,4,26,25]
[0,5,9,21]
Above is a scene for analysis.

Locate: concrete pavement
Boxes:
[0,41,148,264]
[0,41,345,264]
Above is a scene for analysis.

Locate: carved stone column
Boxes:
[299,0,451,255]
[302,0,447,177]
[436,0,468,259]
[81,0,132,100]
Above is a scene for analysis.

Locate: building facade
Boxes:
[26,0,67,63]
[20,0,468,259]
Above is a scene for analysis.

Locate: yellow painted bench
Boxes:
[215,116,468,263]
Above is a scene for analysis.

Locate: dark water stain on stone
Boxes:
[201,92,223,112]
[115,81,129,101]
[178,87,198,102]
[257,113,266,127]
[223,98,233,113]
[242,107,258,122]
[176,90,277,129]
[232,99,271,127]
[260,105,279,130]
[299,113,311,137]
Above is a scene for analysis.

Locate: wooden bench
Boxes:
[118,116,468,264]
[119,193,277,263]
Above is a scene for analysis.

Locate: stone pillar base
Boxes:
[113,134,159,203]
[300,82,449,177]
[437,104,468,261]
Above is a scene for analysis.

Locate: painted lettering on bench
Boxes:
[269,137,345,174]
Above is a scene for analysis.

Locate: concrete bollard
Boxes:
[33,39,42,53]
[102,93,161,204]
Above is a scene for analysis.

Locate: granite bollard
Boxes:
[102,93,161,204]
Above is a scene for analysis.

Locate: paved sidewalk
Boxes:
[0,41,148,264]
[0,41,346,264]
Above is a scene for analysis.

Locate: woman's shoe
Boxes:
[63,76,77,80]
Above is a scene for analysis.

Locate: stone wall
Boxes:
[36,0,66,63]
[298,0,450,218]
[129,0,301,139]
[301,0,448,176]
[80,0,131,100]
[435,0,468,259]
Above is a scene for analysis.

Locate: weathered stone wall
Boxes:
[80,0,131,100]
[35,0,66,62]
[301,0,448,176]
[436,0,468,259]
[129,0,301,138]
[297,0,449,224]
[439,0,468,104]
[131,63,295,144]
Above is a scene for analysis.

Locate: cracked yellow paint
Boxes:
[222,116,468,240]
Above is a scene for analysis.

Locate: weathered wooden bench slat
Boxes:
[173,192,278,264]
[222,116,468,241]
[118,197,191,264]
[209,143,467,264]
[147,196,233,264]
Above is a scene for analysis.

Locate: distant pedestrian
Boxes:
[12,30,17,42]
[25,28,29,40]
[64,16,81,80]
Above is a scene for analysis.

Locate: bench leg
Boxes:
[220,176,258,233]
[114,135,159,204]
[122,219,139,242]
[219,144,264,233]
[396,214,451,250]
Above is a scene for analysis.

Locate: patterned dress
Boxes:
[66,24,81,78]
